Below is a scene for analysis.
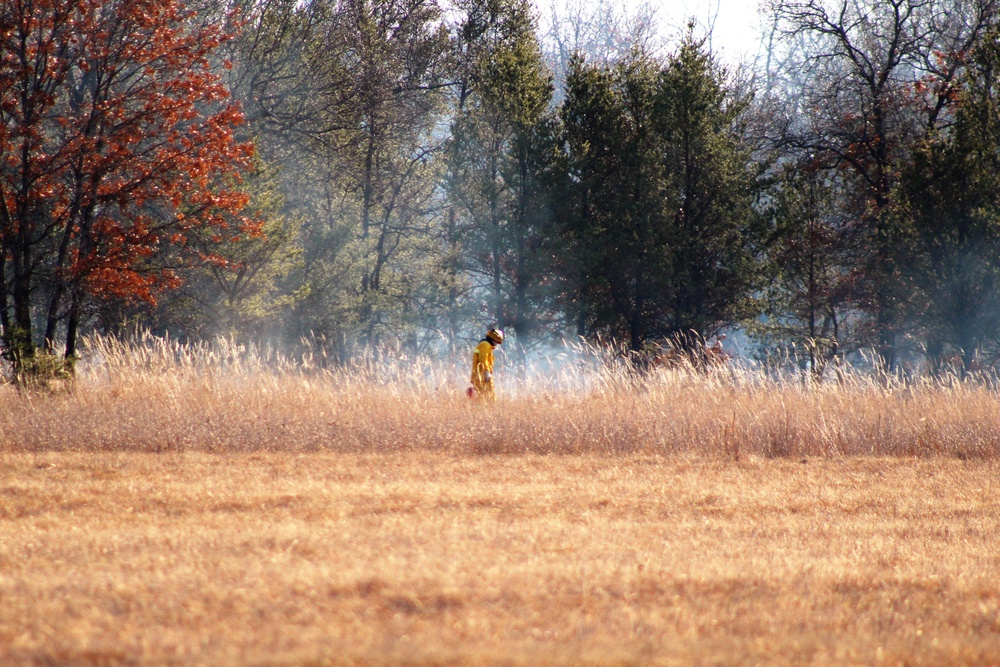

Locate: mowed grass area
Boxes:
[1,450,998,666]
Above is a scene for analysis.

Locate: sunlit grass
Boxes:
[2,333,999,458]
[1,451,998,665]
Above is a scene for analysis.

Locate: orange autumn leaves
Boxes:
[0,0,256,308]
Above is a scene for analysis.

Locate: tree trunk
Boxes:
[0,251,10,349]
[11,244,35,362]
[64,288,83,361]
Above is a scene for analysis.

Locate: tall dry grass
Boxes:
[1,333,999,458]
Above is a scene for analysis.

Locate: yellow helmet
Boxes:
[486,328,504,344]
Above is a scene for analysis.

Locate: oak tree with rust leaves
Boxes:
[0,0,255,379]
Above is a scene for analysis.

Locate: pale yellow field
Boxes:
[1,452,998,666]
[2,338,1000,665]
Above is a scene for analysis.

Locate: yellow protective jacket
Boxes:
[470,339,495,395]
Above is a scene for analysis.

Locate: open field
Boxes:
[1,451,999,666]
[2,337,1000,664]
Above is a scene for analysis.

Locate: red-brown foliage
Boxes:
[0,0,255,358]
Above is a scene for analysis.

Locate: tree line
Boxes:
[2,0,1000,380]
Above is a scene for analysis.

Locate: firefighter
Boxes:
[470,328,503,401]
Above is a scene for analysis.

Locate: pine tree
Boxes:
[557,36,763,353]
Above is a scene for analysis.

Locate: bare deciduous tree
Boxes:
[766,0,1000,371]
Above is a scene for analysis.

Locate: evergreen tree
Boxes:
[655,35,763,345]
[558,37,763,353]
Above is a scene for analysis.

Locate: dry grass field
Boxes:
[1,337,1000,665]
